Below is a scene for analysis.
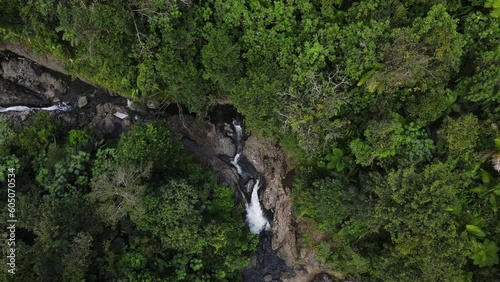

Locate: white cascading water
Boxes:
[244,179,271,234]
[0,106,31,112]
[233,121,243,140]
[0,102,71,113]
[230,119,270,234]
[231,153,243,175]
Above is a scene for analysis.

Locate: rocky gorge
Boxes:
[0,43,337,282]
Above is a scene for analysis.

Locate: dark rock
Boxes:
[39,72,67,98]
[0,78,46,106]
[0,57,67,99]
[91,113,118,134]
[242,231,293,282]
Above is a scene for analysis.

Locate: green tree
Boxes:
[373,163,471,281]
[56,0,136,95]
[350,113,434,168]
[131,179,206,253]
[359,5,465,94]
[61,232,93,282]
[459,11,500,121]
[201,25,242,93]
[15,111,60,157]
[114,121,179,169]
[438,114,480,164]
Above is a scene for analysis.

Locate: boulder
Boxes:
[39,72,67,99]
[78,96,88,108]
[146,99,160,109]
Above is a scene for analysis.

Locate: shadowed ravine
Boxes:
[205,109,293,281]
[0,50,301,282]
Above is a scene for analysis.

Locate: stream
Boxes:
[0,103,71,113]
[208,111,292,281]
[227,119,271,234]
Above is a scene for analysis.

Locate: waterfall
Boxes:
[245,180,271,234]
[233,120,243,142]
[228,119,270,235]
[233,119,244,154]
[231,153,243,175]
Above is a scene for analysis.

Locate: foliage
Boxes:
[372,163,470,281]
[471,239,499,267]
[132,179,206,253]
[471,169,500,212]
[15,111,60,157]
[459,11,500,122]
[356,5,465,95]
[0,117,14,156]
[350,114,434,168]
[319,148,346,172]
[466,225,487,239]
[278,72,351,153]
[0,118,20,182]
[90,161,152,225]
[438,114,481,164]
[406,88,457,126]
[114,121,179,168]
[1,0,500,280]
[0,121,254,281]
[36,149,91,196]
[485,0,500,17]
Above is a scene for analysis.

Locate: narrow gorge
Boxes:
[0,46,335,282]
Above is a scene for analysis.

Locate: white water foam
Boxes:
[0,102,71,113]
[231,152,243,175]
[233,120,243,140]
[234,124,242,137]
[229,119,271,234]
[0,106,31,112]
[126,99,134,109]
[40,102,71,111]
[245,180,270,234]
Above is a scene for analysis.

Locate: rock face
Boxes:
[243,135,297,268]
[0,57,68,100]
[167,115,239,188]
[0,51,136,135]
[167,113,302,281]
[0,78,46,107]
[312,273,337,282]
[0,39,101,88]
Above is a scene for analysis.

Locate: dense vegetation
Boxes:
[0,113,256,281]
[1,0,500,281]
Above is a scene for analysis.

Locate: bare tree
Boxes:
[90,162,152,225]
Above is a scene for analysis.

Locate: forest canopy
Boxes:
[0,115,256,281]
[1,0,500,281]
